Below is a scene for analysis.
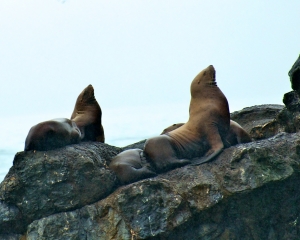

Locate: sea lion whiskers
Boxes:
[208,81,217,86]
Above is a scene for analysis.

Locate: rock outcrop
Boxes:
[0,143,121,235]
[0,102,294,240]
[1,56,300,239]
[24,132,300,240]
[289,54,300,94]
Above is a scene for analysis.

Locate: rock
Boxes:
[0,234,23,240]
[0,102,299,239]
[289,54,300,94]
[0,201,23,234]
[250,91,300,140]
[1,94,300,238]
[230,104,284,134]
[0,142,122,233]
[24,132,300,239]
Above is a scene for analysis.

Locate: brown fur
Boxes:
[144,65,230,172]
[71,84,105,142]
[161,123,185,135]
[161,120,252,147]
[109,149,157,184]
[24,118,81,151]
[225,120,252,146]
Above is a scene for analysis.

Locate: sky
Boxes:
[0,0,300,165]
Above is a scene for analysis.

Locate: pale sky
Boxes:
[0,0,300,151]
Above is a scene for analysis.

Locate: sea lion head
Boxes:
[24,118,82,151]
[190,65,216,97]
[77,84,96,107]
[195,65,216,85]
[70,84,104,142]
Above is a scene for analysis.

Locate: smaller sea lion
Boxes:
[161,120,252,147]
[225,120,252,146]
[71,84,105,142]
[24,118,82,151]
[109,149,157,185]
[24,85,104,151]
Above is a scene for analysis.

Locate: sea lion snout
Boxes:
[206,65,216,79]
[80,84,95,102]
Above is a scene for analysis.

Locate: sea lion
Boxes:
[24,118,82,151]
[71,84,105,142]
[109,149,157,184]
[161,120,252,147]
[225,120,252,146]
[144,65,230,172]
[24,85,104,151]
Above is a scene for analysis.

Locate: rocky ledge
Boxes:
[0,102,298,240]
[1,55,300,240]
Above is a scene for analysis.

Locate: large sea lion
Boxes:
[109,149,157,184]
[71,84,105,142]
[24,118,81,151]
[144,65,230,172]
[161,120,252,147]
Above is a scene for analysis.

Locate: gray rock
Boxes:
[230,104,284,134]
[0,234,23,240]
[0,201,23,234]
[1,103,300,238]
[25,132,300,239]
[289,54,300,94]
[250,91,300,140]
[0,142,122,232]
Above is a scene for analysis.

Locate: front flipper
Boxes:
[190,147,223,166]
[190,125,225,166]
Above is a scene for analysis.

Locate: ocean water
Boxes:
[0,104,189,182]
